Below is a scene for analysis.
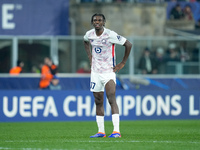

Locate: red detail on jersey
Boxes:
[112,44,115,67]
[112,44,115,57]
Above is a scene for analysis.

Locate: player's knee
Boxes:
[107,96,116,106]
[106,92,115,101]
[95,98,103,106]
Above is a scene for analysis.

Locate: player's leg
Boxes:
[105,80,119,114]
[105,80,121,138]
[93,92,104,116]
[90,72,106,138]
[90,92,106,138]
[94,92,105,133]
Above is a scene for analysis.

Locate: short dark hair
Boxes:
[91,13,106,24]
[17,60,22,66]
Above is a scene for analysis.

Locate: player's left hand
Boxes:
[113,62,125,73]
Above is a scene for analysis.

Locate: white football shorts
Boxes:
[90,72,116,92]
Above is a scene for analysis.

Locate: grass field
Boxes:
[0,120,200,150]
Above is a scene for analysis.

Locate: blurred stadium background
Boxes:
[0,1,200,150]
[0,0,200,121]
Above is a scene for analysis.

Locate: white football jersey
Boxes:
[84,27,126,73]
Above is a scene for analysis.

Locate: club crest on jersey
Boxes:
[117,35,121,41]
[90,40,94,43]
[94,47,102,53]
[101,39,106,44]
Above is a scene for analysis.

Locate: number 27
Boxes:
[90,82,96,89]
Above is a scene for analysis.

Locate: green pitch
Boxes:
[0,120,199,150]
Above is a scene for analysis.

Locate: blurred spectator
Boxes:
[154,47,167,74]
[39,57,54,89]
[39,63,44,73]
[191,42,200,62]
[49,61,61,90]
[138,47,158,74]
[50,62,58,75]
[195,19,200,29]
[170,4,184,20]
[77,61,91,73]
[183,5,193,21]
[166,43,180,62]
[9,60,24,75]
[49,76,62,90]
[31,65,40,73]
[179,41,190,62]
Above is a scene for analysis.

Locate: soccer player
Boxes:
[83,13,132,138]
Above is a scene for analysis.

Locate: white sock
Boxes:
[96,116,105,133]
[112,114,120,132]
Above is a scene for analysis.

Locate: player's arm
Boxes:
[113,40,132,73]
[122,40,132,64]
[84,41,92,65]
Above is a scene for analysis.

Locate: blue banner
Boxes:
[0,90,199,122]
[0,0,69,35]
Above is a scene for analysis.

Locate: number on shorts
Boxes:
[90,82,96,89]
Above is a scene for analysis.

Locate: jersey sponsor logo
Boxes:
[117,35,121,41]
[94,47,102,53]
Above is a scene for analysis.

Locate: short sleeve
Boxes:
[109,31,126,45]
[83,32,89,42]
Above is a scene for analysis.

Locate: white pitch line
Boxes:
[88,140,200,144]
[0,148,69,150]
[0,140,199,150]
[2,140,200,144]
[4,140,42,143]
